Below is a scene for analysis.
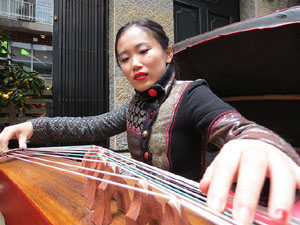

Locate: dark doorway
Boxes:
[52,0,109,147]
[174,0,240,42]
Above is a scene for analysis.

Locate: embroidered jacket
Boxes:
[31,79,300,181]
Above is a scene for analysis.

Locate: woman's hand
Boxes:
[0,122,34,154]
[199,139,300,225]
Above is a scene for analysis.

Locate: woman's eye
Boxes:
[140,49,149,54]
[120,57,129,63]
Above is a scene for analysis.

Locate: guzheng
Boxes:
[0,145,299,225]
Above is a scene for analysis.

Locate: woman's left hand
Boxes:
[199,139,300,225]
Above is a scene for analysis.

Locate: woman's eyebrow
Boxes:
[118,50,127,58]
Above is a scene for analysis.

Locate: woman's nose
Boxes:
[132,55,142,70]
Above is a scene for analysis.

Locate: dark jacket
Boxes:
[31,79,300,182]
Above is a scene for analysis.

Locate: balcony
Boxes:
[0,0,53,25]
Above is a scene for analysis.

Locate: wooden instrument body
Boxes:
[0,153,211,225]
[1,146,299,225]
[0,156,95,225]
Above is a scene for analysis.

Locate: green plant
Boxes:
[0,26,45,112]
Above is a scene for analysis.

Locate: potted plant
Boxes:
[0,26,45,115]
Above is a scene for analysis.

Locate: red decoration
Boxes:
[148,89,157,97]
[144,152,148,160]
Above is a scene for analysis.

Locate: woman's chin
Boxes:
[135,87,148,92]
[133,83,153,92]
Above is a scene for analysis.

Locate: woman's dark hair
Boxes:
[115,18,170,67]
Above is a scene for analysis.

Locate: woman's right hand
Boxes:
[0,122,34,154]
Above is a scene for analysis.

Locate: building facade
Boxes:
[1,0,299,149]
[0,0,53,127]
[0,0,53,86]
[108,0,300,150]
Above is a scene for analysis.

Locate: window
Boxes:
[10,41,53,85]
[35,0,54,24]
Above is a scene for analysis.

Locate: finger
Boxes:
[0,140,9,156]
[199,160,215,193]
[0,139,9,153]
[0,127,16,152]
[18,135,28,150]
[295,164,300,189]
[268,150,297,224]
[206,141,241,213]
[232,148,267,225]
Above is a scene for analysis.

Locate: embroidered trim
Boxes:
[126,126,142,135]
[126,64,175,164]
[165,82,192,171]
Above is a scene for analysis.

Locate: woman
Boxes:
[1,19,299,225]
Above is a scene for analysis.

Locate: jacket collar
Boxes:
[134,64,174,100]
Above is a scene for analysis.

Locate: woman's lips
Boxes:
[134,72,148,80]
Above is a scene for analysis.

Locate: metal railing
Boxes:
[0,0,53,24]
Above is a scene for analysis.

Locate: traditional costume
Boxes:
[31,65,300,182]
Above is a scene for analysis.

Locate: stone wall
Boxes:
[240,0,300,20]
[108,0,174,150]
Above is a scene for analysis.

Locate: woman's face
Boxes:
[117,26,173,92]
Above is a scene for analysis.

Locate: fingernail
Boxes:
[198,184,203,192]
[236,206,251,225]
[198,180,205,190]
[274,209,288,223]
[20,145,27,150]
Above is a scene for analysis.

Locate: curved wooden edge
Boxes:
[0,156,94,225]
[0,169,52,225]
[222,95,300,102]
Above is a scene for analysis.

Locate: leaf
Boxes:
[3,77,9,84]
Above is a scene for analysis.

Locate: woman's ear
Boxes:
[166,45,174,63]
